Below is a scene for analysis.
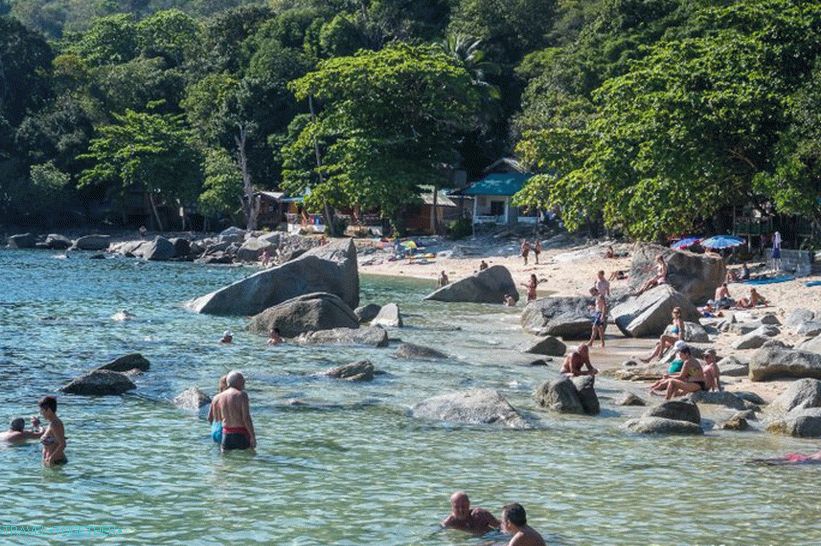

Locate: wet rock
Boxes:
[644,400,700,424]
[732,409,759,421]
[525,358,551,367]
[523,336,567,357]
[627,244,725,303]
[684,390,750,411]
[616,392,646,406]
[73,234,111,251]
[394,342,447,360]
[571,375,600,415]
[96,353,150,373]
[424,265,518,304]
[7,233,36,249]
[521,296,593,339]
[768,378,821,413]
[749,347,821,381]
[173,387,211,410]
[296,326,388,347]
[189,238,359,315]
[45,234,72,249]
[354,304,381,323]
[719,356,749,377]
[61,370,136,395]
[371,303,403,328]
[134,236,176,261]
[611,285,700,338]
[533,377,584,414]
[411,389,529,429]
[766,408,821,438]
[322,360,375,381]
[719,416,749,431]
[624,417,703,435]
[248,292,359,338]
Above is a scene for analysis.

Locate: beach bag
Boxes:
[211,421,222,444]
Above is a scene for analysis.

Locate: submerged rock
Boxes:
[96,353,150,373]
[247,292,359,338]
[173,387,211,410]
[296,326,388,347]
[393,343,447,360]
[719,416,750,430]
[424,265,518,304]
[322,360,375,381]
[62,370,136,395]
[411,389,529,429]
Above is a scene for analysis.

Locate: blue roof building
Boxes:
[454,159,538,226]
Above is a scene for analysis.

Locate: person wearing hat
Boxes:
[220,331,233,344]
[664,345,707,399]
[648,341,689,395]
[702,348,722,391]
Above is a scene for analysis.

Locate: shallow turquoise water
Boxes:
[1,249,820,545]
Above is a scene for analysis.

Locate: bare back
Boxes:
[508,526,546,546]
[217,388,250,428]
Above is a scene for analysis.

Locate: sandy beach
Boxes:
[359,236,821,402]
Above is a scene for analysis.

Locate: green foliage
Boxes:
[70,13,139,66]
[137,9,201,67]
[198,148,243,217]
[0,16,53,125]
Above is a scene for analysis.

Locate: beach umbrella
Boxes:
[401,240,417,250]
[670,236,701,250]
[700,235,745,249]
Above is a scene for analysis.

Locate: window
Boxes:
[490,200,505,216]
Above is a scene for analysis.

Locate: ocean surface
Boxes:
[1,249,819,545]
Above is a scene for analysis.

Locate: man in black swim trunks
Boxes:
[213,371,256,451]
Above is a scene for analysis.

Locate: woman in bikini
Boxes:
[735,288,768,309]
[32,396,67,466]
[520,274,544,302]
[664,346,707,399]
[637,255,668,294]
[641,307,685,362]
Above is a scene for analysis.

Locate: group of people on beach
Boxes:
[442,491,545,545]
[520,239,542,265]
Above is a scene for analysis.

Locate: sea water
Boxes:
[1,250,819,545]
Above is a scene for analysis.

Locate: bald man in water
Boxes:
[214,371,256,451]
[441,491,500,534]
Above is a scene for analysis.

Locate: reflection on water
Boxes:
[1,250,820,544]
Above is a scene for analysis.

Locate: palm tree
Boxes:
[439,34,501,99]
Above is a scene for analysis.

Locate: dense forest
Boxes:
[0,0,818,239]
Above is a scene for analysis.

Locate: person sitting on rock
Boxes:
[500,503,545,546]
[648,341,688,395]
[702,348,722,391]
[441,491,500,535]
[637,255,668,294]
[220,330,233,344]
[520,274,545,302]
[0,417,41,444]
[437,270,449,288]
[735,288,768,309]
[714,283,734,309]
[641,307,685,363]
[479,260,489,271]
[267,328,284,345]
[560,345,598,377]
[664,346,707,399]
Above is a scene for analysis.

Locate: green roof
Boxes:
[463,172,532,196]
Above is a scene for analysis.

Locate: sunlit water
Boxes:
[1,250,820,545]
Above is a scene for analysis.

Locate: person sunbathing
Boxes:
[664,346,707,399]
[648,345,687,395]
[637,255,668,294]
[736,288,768,308]
[714,283,734,309]
[640,307,685,363]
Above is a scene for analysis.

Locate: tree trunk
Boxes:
[148,192,164,232]
[234,125,258,231]
[309,95,336,236]
[432,185,439,235]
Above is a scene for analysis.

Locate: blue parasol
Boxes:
[671,236,701,250]
[700,235,745,249]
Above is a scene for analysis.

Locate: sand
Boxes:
[358,237,821,402]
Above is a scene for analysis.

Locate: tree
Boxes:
[283,43,481,232]
[137,9,201,68]
[78,107,202,230]
[0,16,53,126]
[198,147,243,223]
[96,55,184,114]
[70,13,139,67]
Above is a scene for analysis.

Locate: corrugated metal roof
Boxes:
[462,172,532,196]
[419,185,457,207]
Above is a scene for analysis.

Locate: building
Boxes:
[457,159,538,226]
[404,185,460,234]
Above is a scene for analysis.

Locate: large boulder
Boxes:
[644,400,701,424]
[236,238,274,262]
[733,334,771,351]
[766,408,821,438]
[296,326,388,347]
[96,353,150,373]
[218,226,246,243]
[533,377,584,414]
[684,321,709,342]
[322,360,375,381]
[134,236,176,261]
[624,417,704,435]
[411,389,529,429]
[45,234,72,249]
[189,238,359,315]
[523,336,567,357]
[768,378,821,413]
[521,297,593,339]
[73,234,111,251]
[7,233,36,248]
[785,308,815,329]
[168,237,191,257]
[610,285,700,338]
[354,304,381,323]
[571,376,600,415]
[797,322,821,337]
[173,387,211,410]
[61,370,136,395]
[371,303,403,328]
[749,347,821,381]
[394,343,447,360]
[718,356,749,377]
[627,244,725,303]
[247,292,359,338]
[798,335,821,354]
[424,265,518,304]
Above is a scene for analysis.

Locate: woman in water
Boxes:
[637,255,668,294]
[32,396,67,466]
[520,274,545,302]
[641,307,685,362]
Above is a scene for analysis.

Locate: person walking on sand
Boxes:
[587,288,607,348]
[213,371,256,451]
[31,396,67,466]
[500,503,545,546]
[520,240,530,265]
[441,491,500,535]
[438,270,449,288]
[520,274,545,302]
[533,240,542,264]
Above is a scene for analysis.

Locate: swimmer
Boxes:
[267,327,284,345]
[220,330,233,344]
[0,418,41,444]
[441,491,500,535]
[500,503,545,546]
[208,375,228,444]
[112,309,134,321]
[503,294,516,307]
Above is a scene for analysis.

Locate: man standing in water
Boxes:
[214,371,256,451]
[442,491,500,534]
[32,396,67,466]
[501,503,545,546]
